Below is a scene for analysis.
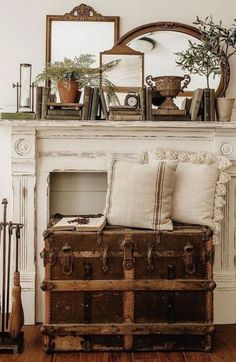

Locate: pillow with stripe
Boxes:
[104,159,178,230]
[148,147,231,244]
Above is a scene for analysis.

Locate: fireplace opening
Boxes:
[50,172,107,216]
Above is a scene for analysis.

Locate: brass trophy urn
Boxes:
[146,75,191,109]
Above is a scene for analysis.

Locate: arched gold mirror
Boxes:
[46,3,120,66]
[118,21,230,97]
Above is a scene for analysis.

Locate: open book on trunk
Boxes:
[51,215,106,232]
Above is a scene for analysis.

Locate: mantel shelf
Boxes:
[1,119,236,130]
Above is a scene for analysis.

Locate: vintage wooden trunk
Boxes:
[40,222,215,352]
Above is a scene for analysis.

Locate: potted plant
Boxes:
[193,16,236,121]
[175,16,236,121]
[35,54,120,104]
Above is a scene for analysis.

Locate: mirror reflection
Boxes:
[128,31,221,92]
[51,21,116,66]
[101,45,144,105]
[101,54,143,89]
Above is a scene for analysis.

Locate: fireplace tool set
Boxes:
[0,199,24,354]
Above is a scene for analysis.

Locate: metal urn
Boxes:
[146,74,191,109]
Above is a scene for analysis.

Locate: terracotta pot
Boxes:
[57,80,79,103]
[216,97,235,122]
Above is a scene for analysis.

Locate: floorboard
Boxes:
[183,352,212,361]
[0,325,235,362]
[159,352,186,361]
[133,351,160,361]
[210,325,236,362]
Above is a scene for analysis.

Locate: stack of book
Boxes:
[82,86,108,120]
[109,105,143,121]
[35,85,109,121]
[189,88,216,121]
[145,86,216,122]
[35,86,49,119]
[46,102,83,120]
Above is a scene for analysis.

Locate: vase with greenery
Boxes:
[175,16,236,121]
[35,54,120,104]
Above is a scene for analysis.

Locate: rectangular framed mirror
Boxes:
[100,45,144,106]
[46,4,120,66]
[101,45,144,91]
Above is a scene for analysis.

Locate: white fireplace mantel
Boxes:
[1,119,236,325]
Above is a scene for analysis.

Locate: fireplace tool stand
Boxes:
[0,199,24,354]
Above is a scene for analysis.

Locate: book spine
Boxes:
[190,88,204,121]
[204,88,211,121]
[152,115,191,121]
[146,87,153,121]
[35,86,43,119]
[153,109,186,115]
[88,87,94,120]
[82,86,91,120]
[47,109,82,116]
[109,114,143,121]
[90,87,99,120]
[46,115,82,120]
[41,87,49,119]
[210,89,216,122]
[140,87,147,120]
[109,111,142,116]
[181,97,192,115]
[99,88,108,120]
[0,112,36,120]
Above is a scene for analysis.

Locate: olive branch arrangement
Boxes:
[175,16,236,91]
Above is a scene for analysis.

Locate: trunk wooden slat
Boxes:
[41,223,215,352]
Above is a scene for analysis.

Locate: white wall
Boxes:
[0,0,236,211]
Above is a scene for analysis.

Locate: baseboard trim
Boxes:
[214,271,236,324]
[214,271,236,291]
[20,272,35,325]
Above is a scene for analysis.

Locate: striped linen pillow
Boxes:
[148,147,232,243]
[104,159,178,230]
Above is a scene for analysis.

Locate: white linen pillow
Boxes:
[171,162,218,228]
[104,159,178,231]
[148,148,231,243]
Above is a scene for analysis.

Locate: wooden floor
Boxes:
[0,325,236,362]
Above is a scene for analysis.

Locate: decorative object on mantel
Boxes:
[0,199,24,354]
[175,41,218,121]
[148,148,232,244]
[176,16,236,122]
[100,44,144,107]
[12,63,35,113]
[146,74,191,110]
[35,55,119,105]
[46,4,120,65]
